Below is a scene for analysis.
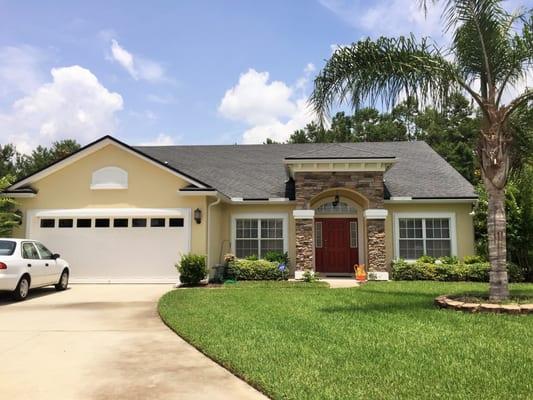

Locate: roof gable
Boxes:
[8,135,209,191]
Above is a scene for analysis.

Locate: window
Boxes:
[150,218,166,227]
[77,219,92,228]
[132,218,147,227]
[169,218,184,227]
[58,219,73,228]
[234,217,284,258]
[95,218,110,228]
[350,221,358,248]
[397,216,453,259]
[40,219,55,228]
[113,218,129,228]
[315,222,323,248]
[34,242,54,259]
[91,166,128,189]
[0,240,16,256]
[22,242,40,259]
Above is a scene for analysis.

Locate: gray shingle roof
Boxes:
[134,141,476,200]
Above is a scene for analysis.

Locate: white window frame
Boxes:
[231,213,289,258]
[393,212,457,260]
[91,166,128,190]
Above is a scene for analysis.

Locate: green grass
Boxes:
[159,281,533,400]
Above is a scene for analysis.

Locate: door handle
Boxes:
[27,263,32,267]
[45,263,49,267]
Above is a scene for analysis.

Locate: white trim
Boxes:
[178,190,218,197]
[9,137,206,190]
[1,192,36,198]
[268,197,290,202]
[385,198,477,204]
[393,212,457,260]
[230,212,289,257]
[364,209,388,219]
[284,158,396,164]
[389,196,412,201]
[34,208,186,218]
[231,197,244,202]
[293,210,315,219]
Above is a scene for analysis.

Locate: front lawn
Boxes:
[159,281,533,400]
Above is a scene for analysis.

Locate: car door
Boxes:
[21,242,47,287]
[34,242,59,285]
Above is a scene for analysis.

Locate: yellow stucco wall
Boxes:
[384,202,475,265]
[207,203,296,269]
[12,143,209,255]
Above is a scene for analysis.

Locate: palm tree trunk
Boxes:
[485,180,509,300]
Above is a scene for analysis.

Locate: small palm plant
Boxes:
[310,0,533,300]
[0,177,21,237]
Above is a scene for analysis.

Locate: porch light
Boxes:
[332,195,340,207]
[194,208,202,224]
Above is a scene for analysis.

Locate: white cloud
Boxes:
[319,0,444,40]
[0,45,46,98]
[0,65,123,153]
[139,133,178,146]
[218,66,316,144]
[147,93,175,104]
[109,39,170,83]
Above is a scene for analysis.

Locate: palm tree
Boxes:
[311,0,532,300]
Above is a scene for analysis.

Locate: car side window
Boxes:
[34,242,54,260]
[22,242,40,260]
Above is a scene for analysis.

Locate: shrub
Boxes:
[226,258,289,281]
[302,269,320,282]
[463,255,486,264]
[264,251,290,266]
[391,259,524,282]
[245,254,258,261]
[177,254,207,285]
[438,256,459,265]
[417,255,436,264]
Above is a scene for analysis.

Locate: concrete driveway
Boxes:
[0,284,267,400]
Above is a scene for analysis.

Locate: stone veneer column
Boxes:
[293,210,315,276]
[364,209,388,280]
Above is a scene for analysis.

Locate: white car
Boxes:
[0,238,70,301]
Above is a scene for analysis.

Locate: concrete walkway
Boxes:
[322,278,360,288]
[0,284,267,400]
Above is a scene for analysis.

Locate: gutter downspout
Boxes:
[206,194,221,277]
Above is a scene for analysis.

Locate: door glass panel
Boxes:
[22,242,40,259]
[77,219,92,228]
[350,221,358,248]
[40,219,55,228]
[34,242,54,259]
[113,218,129,228]
[315,222,323,248]
[58,219,73,228]
[132,218,147,227]
[95,218,110,228]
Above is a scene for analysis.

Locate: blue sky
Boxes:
[0,0,529,151]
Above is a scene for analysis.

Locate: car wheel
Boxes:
[55,270,69,291]
[13,276,30,301]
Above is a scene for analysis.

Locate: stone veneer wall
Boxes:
[295,219,314,271]
[367,220,387,272]
[293,171,384,209]
[293,171,386,272]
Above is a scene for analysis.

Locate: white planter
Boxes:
[368,271,389,281]
[294,270,305,280]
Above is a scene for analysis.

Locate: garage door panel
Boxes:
[27,209,191,283]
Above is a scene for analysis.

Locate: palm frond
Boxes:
[310,36,461,122]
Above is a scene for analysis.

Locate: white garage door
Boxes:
[27,208,191,283]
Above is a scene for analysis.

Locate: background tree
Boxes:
[310,1,533,300]
[0,177,21,237]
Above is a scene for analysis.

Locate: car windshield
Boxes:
[0,240,16,256]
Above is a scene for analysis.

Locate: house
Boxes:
[3,135,477,282]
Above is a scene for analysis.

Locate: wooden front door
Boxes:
[315,218,358,274]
